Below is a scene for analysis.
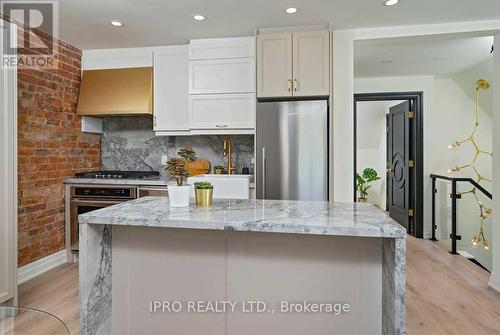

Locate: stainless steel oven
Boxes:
[70,185,137,252]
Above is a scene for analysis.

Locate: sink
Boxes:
[187,174,252,199]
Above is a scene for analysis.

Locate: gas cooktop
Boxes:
[74,171,160,179]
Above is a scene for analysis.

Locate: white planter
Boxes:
[168,185,191,207]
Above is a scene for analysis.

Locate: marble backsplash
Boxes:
[101,116,254,178]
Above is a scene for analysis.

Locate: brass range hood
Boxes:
[77,67,153,116]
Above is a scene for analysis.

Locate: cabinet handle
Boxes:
[287,79,292,92]
[216,124,228,128]
[262,147,266,199]
[294,79,298,92]
[154,115,157,127]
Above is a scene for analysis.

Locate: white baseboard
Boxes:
[17,250,67,285]
[489,272,500,293]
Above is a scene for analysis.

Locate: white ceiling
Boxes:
[354,34,494,78]
[55,0,500,50]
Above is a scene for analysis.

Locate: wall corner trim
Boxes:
[489,272,500,294]
[17,250,68,285]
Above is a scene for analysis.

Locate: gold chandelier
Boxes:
[447,79,492,250]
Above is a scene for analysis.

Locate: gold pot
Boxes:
[358,197,368,203]
[195,188,213,206]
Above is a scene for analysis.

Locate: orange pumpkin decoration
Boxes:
[178,147,211,176]
[186,158,211,176]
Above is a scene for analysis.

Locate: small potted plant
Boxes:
[356,168,381,203]
[213,165,225,174]
[193,181,214,206]
[166,157,190,207]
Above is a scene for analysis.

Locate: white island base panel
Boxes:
[80,225,405,335]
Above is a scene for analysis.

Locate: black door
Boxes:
[386,101,410,229]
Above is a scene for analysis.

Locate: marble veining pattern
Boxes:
[382,237,406,335]
[101,116,254,178]
[80,224,112,335]
[80,199,406,334]
[79,198,406,238]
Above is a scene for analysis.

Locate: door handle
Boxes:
[216,124,228,128]
[386,164,392,173]
[262,147,266,199]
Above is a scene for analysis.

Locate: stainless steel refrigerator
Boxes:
[256,100,328,201]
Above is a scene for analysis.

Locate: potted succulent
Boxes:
[356,168,381,203]
[166,157,190,207]
[213,165,225,174]
[193,181,214,206]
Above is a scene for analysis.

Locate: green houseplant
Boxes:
[193,181,214,206]
[166,157,190,207]
[166,157,189,186]
[356,168,381,202]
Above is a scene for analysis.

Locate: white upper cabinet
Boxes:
[189,93,255,133]
[153,46,189,135]
[189,37,255,60]
[188,37,256,134]
[257,30,330,98]
[83,47,154,70]
[292,30,330,97]
[189,58,255,94]
[256,33,293,98]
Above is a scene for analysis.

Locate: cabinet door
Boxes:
[257,33,293,98]
[189,58,255,94]
[189,37,255,60]
[0,23,16,304]
[189,93,256,130]
[292,30,330,97]
[153,46,189,134]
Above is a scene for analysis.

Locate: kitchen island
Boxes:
[79,197,406,335]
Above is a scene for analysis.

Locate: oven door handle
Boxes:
[71,199,124,206]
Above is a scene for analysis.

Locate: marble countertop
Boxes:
[79,197,405,238]
[64,177,168,186]
[65,177,256,188]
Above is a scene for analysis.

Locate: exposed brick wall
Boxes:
[17,28,101,266]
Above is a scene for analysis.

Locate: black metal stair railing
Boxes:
[430,174,492,254]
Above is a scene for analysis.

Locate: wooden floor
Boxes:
[17,236,500,334]
[18,262,79,334]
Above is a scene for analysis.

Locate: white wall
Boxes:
[435,77,492,270]
[356,101,403,209]
[490,32,500,292]
[354,76,492,247]
[452,58,494,116]
[332,30,355,202]
[355,76,435,237]
[331,20,500,291]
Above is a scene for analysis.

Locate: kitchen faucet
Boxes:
[223,137,236,175]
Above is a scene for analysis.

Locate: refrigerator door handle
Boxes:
[262,147,266,199]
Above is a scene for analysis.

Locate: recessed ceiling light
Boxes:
[109,20,123,27]
[193,15,205,21]
[384,0,399,6]
[285,7,298,14]
[381,60,393,64]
